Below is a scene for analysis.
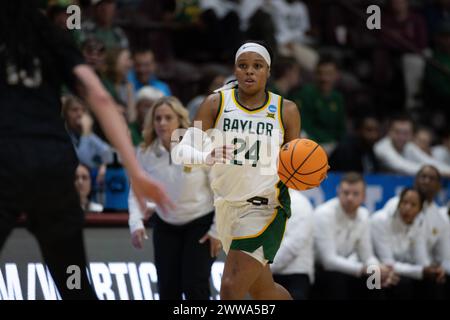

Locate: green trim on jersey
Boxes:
[230,207,289,263]
[233,89,270,113]
[213,91,224,128]
[279,96,286,139]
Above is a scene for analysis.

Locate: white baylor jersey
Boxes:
[209,88,286,206]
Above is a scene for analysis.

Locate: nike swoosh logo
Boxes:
[224,109,234,113]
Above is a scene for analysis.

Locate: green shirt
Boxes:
[175,0,201,23]
[79,21,129,50]
[298,84,346,144]
[101,76,119,102]
[129,122,143,147]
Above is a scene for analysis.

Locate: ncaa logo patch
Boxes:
[268,105,277,113]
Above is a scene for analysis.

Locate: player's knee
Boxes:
[220,276,240,299]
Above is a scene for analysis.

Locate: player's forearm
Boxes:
[88,94,141,177]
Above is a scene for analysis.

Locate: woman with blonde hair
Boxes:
[128,96,221,299]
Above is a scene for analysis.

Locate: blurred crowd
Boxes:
[40,0,450,202]
[43,0,450,208]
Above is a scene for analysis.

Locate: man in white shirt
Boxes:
[271,189,314,300]
[374,114,450,177]
[432,131,450,165]
[313,172,393,299]
[383,165,450,298]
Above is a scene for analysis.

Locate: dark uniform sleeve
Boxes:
[55,37,85,93]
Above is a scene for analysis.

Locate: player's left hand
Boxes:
[199,233,222,258]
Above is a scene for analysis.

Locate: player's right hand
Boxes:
[131,228,148,249]
[205,145,235,166]
[130,169,175,216]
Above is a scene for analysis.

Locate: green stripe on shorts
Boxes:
[277,180,291,218]
[230,207,289,263]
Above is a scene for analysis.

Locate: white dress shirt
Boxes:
[128,140,215,234]
[271,189,314,282]
[374,137,450,176]
[313,198,379,277]
[432,145,450,165]
[383,196,450,274]
[405,143,450,176]
[371,208,429,279]
[270,0,311,45]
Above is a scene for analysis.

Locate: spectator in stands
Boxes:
[62,95,113,185]
[129,86,164,146]
[298,55,346,153]
[432,131,450,165]
[79,0,129,50]
[81,37,119,101]
[271,189,314,300]
[186,69,227,120]
[371,187,445,299]
[75,163,104,213]
[374,114,450,177]
[104,48,135,121]
[240,0,277,58]
[329,114,381,173]
[407,128,450,177]
[128,49,171,95]
[384,166,450,291]
[81,37,107,74]
[269,0,318,73]
[313,172,393,299]
[198,0,243,62]
[413,126,434,156]
[164,0,212,62]
[268,57,301,102]
[128,96,220,300]
[81,37,128,141]
[380,0,428,55]
[375,0,428,110]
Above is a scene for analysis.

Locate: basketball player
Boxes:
[173,41,301,299]
[0,2,173,299]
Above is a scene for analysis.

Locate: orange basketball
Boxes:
[278,138,329,190]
